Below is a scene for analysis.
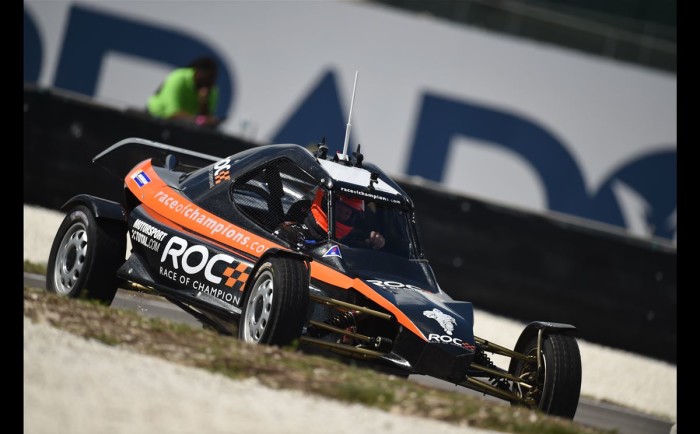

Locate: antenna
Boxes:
[341,70,359,158]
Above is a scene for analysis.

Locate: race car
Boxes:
[46,136,582,419]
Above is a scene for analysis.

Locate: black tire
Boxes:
[46,205,126,305]
[238,257,309,346]
[509,333,582,419]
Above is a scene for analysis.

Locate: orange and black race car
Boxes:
[46,137,582,419]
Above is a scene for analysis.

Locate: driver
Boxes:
[304,190,385,249]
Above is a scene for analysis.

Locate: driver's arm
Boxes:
[365,231,385,249]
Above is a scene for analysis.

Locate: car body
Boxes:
[47,137,582,419]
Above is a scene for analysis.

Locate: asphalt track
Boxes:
[24,272,674,434]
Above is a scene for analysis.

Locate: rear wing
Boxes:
[92,137,222,181]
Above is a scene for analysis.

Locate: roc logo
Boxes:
[428,334,476,351]
[215,170,230,184]
[222,262,252,292]
[211,157,231,187]
[423,308,457,336]
[161,236,251,290]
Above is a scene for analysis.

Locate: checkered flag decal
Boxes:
[222,262,252,291]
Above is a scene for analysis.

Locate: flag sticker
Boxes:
[132,171,151,187]
[323,245,342,258]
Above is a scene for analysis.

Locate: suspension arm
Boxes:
[475,336,535,363]
[469,363,535,386]
[460,377,537,407]
[309,293,392,320]
[307,319,372,342]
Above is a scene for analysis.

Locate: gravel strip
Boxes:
[24,317,501,434]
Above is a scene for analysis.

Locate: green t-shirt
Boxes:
[147,67,219,118]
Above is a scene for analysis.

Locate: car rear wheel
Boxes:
[509,333,582,419]
[239,257,309,346]
[46,205,126,305]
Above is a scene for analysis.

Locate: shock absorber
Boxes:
[367,336,393,352]
[328,311,357,329]
[473,351,510,391]
[306,310,357,339]
[330,311,358,344]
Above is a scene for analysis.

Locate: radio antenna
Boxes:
[341,70,359,158]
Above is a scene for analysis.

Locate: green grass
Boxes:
[24,260,47,275]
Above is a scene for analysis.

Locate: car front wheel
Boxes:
[509,333,582,419]
[239,257,309,346]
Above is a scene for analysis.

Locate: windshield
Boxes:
[329,192,421,259]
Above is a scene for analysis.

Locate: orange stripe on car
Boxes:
[125,160,285,257]
[310,262,427,341]
[138,203,258,262]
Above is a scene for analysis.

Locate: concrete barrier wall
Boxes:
[24,86,676,363]
[24,1,677,242]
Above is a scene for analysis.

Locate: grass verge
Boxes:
[23,265,611,434]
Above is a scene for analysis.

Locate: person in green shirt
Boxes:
[147,56,222,127]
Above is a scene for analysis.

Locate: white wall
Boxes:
[24,1,676,241]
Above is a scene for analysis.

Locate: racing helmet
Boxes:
[310,190,364,238]
[337,195,365,212]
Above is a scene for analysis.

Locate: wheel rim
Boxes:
[241,269,274,343]
[52,222,88,296]
[513,347,546,407]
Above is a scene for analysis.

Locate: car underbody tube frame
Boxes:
[309,293,392,320]
[460,376,536,406]
[474,336,535,364]
[307,319,372,343]
[299,336,385,359]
